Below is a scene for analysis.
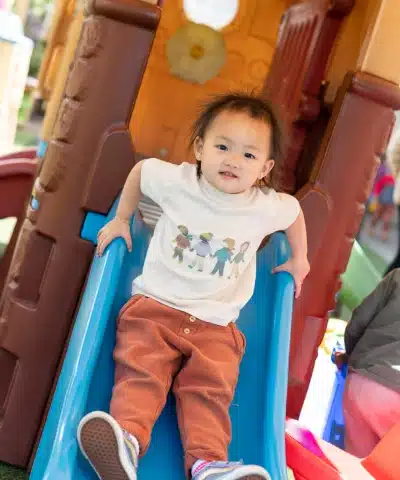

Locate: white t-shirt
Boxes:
[133,158,300,326]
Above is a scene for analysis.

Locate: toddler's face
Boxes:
[195,110,275,194]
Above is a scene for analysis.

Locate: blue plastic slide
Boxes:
[30,202,295,480]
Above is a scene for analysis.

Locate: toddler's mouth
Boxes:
[219,171,238,179]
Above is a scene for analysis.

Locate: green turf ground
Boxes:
[0,464,27,480]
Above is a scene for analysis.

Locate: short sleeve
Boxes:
[140,158,182,206]
[262,189,300,232]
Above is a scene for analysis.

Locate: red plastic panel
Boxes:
[263,0,354,192]
[287,72,400,418]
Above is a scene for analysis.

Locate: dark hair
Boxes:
[189,92,285,190]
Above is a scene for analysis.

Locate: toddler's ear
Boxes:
[259,159,275,179]
[194,137,204,161]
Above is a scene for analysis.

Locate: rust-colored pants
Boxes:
[110,295,245,475]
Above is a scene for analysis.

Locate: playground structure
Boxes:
[286,417,400,479]
[0,0,162,467]
[28,206,296,479]
[36,0,85,145]
[0,148,36,293]
[1,0,400,477]
[36,0,77,102]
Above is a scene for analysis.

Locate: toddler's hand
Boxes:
[273,256,310,298]
[97,217,132,256]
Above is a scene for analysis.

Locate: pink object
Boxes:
[285,418,374,480]
[286,418,331,461]
[343,372,400,458]
[373,174,395,196]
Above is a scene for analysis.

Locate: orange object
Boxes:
[285,418,374,480]
[362,423,400,480]
[285,434,342,480]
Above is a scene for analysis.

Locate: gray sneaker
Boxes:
[191,461,271,480]
[77,411,138,480]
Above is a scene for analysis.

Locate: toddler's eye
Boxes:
[216,144,228,151]
[244,152,255,159]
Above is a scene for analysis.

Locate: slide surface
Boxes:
[30,205,295,480]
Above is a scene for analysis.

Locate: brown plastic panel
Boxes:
[263,0,354,193]
[0,157,37,293]
[0,0,161,467]
[287,72,400,418]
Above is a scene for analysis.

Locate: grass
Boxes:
[0,464,27,480]
[17,93,34,125]
[13,129,38,147]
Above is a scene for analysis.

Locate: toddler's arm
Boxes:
[97,160,145,256]
[114,160,145,223]
[273,209,309,298]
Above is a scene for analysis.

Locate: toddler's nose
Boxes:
[224,155,241,168]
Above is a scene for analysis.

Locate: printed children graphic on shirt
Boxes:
[211,238,236,277]
[189,233,213,272]
[172,225,193,263]
[228,241,250,279]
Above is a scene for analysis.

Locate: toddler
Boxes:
[77,92,309,479]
